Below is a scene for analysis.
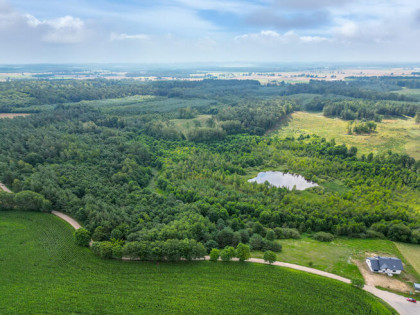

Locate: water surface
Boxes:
[248,171,318,190]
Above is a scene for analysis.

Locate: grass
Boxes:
[0,211,394,314]
[277,111,420,159]
[251,236,418,282]
[395,88,420,100]
[394,242,420,276]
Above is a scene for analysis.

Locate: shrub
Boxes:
[205,240,218,253]
[74,228,91,247]
[262,240,282,253]
[313,232,334,242]
[112,244,123,259]
[263,251,277,264]
[92,226,107,241]
[220,246,236,262]
[265,229,276,241]
[274,227,301,239]
[351,278,365,289]
[236,243,250,261]
[366,229,385,239]
[209,248,220,262]
[0,191,15,211]
[14,191,51,212]
[250,234,264,251]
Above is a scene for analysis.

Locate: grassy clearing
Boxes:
[394,242,420,276]
[252,236,419,283]
[171,114,213,132]
[277,111,420,159]
[395,88,420,100]
[0,211,393,314]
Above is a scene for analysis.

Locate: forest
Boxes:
[0,78,419,260]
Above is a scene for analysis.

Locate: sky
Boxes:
[1,0,420,64]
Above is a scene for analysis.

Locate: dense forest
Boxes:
[0,78,419,259]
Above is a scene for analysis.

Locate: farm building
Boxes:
[365,256,403,275]
[414,283,420,292]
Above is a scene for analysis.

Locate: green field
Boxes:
[395,88,420,100]
[394,242,420,275]
[277,111,420,159]
[0,211,393,314]
[251,236,420,282]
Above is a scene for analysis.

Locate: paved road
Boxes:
[2,181,417,315]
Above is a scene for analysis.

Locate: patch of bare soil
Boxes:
[0,113,30,119]
[354,260,412,293]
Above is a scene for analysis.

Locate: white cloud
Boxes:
[110,32,150,41]
[235,30,329,43]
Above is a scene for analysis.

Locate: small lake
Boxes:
[248,171,318,190]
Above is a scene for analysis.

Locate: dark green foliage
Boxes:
[14,191,51,212]
[275,228,301,239]
[263,251,277,264]
[74,228,91,247]
[313,232,335,242]
[92,226,108,241]
[351,278,365,289]
[0,191,15,211]
[250,234,264,251]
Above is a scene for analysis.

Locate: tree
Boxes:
[220,246,236,262]
[92,226,107,241]
[14,191,51,212]
[263,251,277,264]
[209,248,220,262]
[250,234,264,251]
[74,228,91,247]
[236,243,250,261]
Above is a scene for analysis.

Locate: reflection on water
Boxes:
[248,171,318,190]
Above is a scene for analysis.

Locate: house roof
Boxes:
[414,283,420,290]
[367,256,403,271]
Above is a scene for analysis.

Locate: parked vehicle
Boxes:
[406,298,417,303]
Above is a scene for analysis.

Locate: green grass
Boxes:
[252,236,415,282]
[277,111,420,159]
[394,242,420,276]
[0,211,393,314]
[395,88,420,100]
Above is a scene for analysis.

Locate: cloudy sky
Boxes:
[1,0,420,64]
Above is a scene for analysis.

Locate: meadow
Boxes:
[394,242,420,275]
[277,111,420,159]
[0,211,393,314]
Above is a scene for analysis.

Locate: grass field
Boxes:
[251,237,416,281]
[395,88,420,100]
[277,111,420,159]
[394,242,420,275]
[0,211,393,314]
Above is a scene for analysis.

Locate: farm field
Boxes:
[251,237,420,282]
[277,111,420,160]
[0,113,30,118]
[0,211,394,315]
[394,242,420,275]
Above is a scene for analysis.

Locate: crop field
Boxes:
[277,111,420,159]
[0,211,393,314]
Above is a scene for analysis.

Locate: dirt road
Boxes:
[1,181,417,314]
[0,182,11,193]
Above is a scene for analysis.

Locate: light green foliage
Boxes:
[209,248,220,262]
[236,243,250,261]
[220,246,236,262]
[351,278,365,289]
[313,232,335,242]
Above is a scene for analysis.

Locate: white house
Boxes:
[366,256,403,276]
[414,283,420,293]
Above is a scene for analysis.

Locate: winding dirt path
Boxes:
[0,182,11,193]
[1,181,417,314]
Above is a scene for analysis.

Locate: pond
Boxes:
[248,171,318,190]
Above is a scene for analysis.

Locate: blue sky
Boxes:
[1,0,420,63]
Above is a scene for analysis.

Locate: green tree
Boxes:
[236,243,250,261]
[220,246,236,262]
[263,251,277,264]
[74,228,91,247]
[209,248,220,262]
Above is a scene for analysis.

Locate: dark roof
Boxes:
[368,256,403,271]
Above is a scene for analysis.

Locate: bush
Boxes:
[236,243,250,261]
[250,234,264,251]
[366,229,385,239]
[0,191,15,211]
[209,248,220,262]
[92,226,108,241]
[263,240,282,252]
[74,228,91,247]
[263,251,277,264]
[220,246,236,262]
[265,229,276,241]
[313,232,334,242]
[14,191,51,212]
[351,278,365,289]
[274,227,301,239]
